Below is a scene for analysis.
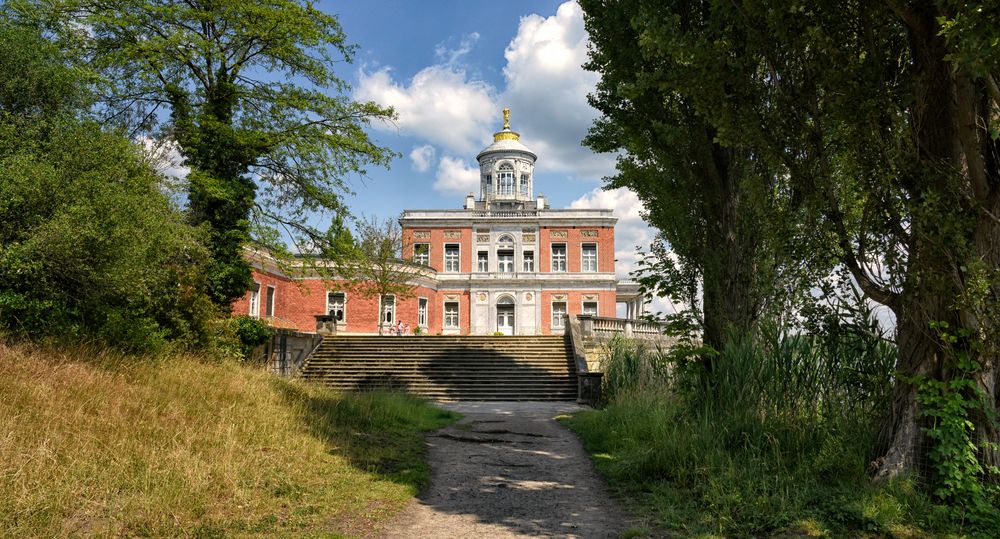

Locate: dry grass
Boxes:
[0,340,456,537]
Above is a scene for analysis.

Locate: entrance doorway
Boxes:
[496,296,515,335]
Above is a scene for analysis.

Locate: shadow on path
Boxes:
[388,402,628,538]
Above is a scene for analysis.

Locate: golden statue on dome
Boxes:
[503,107,510,130]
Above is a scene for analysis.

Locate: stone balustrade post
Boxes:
[578,314,595,340]
[624,320,633,337]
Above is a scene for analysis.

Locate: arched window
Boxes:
[498,163,515,196]
[497,234,515,273]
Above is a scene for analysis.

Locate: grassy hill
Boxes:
[0,340,456,537]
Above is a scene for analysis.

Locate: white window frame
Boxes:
[582,243,598,273]
[413,243,430,266]
[249,282,261,318]
[477,251,489,272]
[265,285,276,317]
[418,297,428,328]
[551,243,567,272]
[380,294,396,325]
[497,250,514,273]
[498,163,515,196]
[327,291,346,323]
[444,244,461,272]
[582,300,598,316]
[523,251,534,272]
[552,301,567,330]
[444,301,460,329]
[519,174,530,196]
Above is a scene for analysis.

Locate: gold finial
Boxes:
[493,107,520,142]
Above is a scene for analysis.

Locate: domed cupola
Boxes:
[476,108,537,206]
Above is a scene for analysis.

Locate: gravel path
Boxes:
[386,402,628,539]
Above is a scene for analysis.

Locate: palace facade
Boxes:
[232,110,643,335]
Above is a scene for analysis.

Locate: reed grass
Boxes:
[0,339,456,537]
[566,326,962,537]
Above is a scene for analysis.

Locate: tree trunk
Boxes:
[701,135,759,362]
[874,2,1000,480]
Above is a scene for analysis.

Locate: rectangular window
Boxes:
[444,302,459,328]
[381,295,395,324]
[583,301,598,316]
[413,243,430,266]
[523,251,534,272]
[265,285,275,317]
[249,282,260,318]
[418,298,428,327]
[552,301,567,329]
[445,244,460,272]
[327,291,346,322]
[551,244,567,272]
[582,243,598,272]
[477,251,489,272]
[519,174,529,196]
[498,250,514,273]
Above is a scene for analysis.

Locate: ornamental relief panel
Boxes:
[444,294,459,302]
[552,294,567,301]
[476,234,490,243]
[477,293,488,303]
[522,233,535,242]
[583,294,598,301]
[413,230,430,239]
[581,230,599,237]
[443,231,462,239]
[523,292,534,303]
[550,230,568,239]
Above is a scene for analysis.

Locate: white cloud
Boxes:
[355,64,495,155]
[410,144,436,172]
[434,156,480,195]
[499,1,614,179]
[570,187,682,316]
[355,1,615,182]
[435,32,480,66]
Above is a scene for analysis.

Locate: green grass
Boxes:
[0,339,457,537]
[562,331,988,538]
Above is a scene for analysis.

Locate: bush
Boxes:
[229,316,274,360]
[0,24,216,352]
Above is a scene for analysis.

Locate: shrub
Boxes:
[229,316,274,360]
[0,24,215,352]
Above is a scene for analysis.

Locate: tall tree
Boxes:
[580,0,806,359]
[28,0,396,306]
[581,0,1000,494]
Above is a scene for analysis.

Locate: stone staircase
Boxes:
[298,335,578,401]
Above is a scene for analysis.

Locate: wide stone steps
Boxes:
[298,335,578,401]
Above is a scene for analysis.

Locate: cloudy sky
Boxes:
[326,0,672,315]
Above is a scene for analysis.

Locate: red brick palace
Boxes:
[232,110,644,335]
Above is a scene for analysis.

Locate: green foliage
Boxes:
[566,323,947,537]
[0,22,215,352]
[598,336,671,403]
[906,323,1000,528]
[22,0,398,304]
[228,315,274,360]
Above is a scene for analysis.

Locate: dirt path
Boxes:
[386,402,628,538]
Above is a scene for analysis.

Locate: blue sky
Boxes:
[320,0,658,287]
